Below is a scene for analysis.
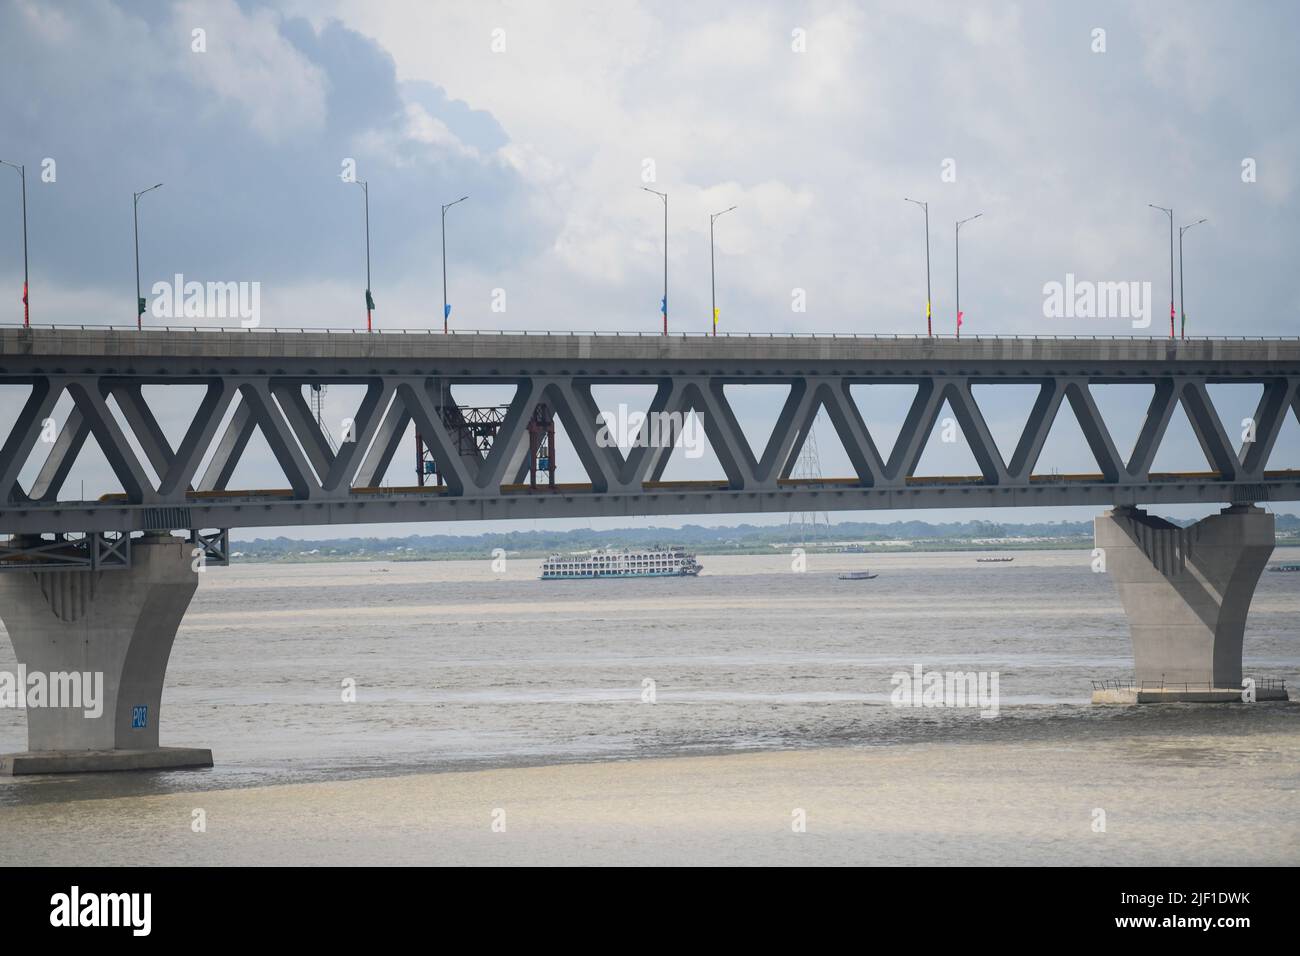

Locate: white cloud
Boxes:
[174,0,328,141]
[355,102,481,166]
[6,0,1298,342]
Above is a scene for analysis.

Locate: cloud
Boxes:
[0,0,535,320]
[176,0,328,141]
[3,0,1296,339]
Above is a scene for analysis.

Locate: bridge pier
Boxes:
[1093,504,1286,703]
[0,533,211,774]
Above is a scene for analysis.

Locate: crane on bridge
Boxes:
[416,402,556,490]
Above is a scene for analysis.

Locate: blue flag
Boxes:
[660,296,667,315]
[444,303,451,319]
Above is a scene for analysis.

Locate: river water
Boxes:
[1,547,1296,810]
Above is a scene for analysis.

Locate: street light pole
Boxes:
[133,183,163,331]
[354,180,375,331]
[710,205,736,336]
[955,213,982,340]
[0,160,28,327]
[1178,218,1207,341]
[904,198,932,336]
[643,188,668,334]
[1149,204,1175,339]
[441,195,468,334]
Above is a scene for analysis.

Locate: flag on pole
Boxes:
[137,296,146,317]
[713,307,719,325]
[444,303,451,319]
[660,296,667,315]
[365,289,376,311]
[957,310,963,328]
[926,300,931,319]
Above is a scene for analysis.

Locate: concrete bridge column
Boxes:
[1094,504,1284,703]
[0,533,211,774]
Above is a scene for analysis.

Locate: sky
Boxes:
[0,0,1297,538]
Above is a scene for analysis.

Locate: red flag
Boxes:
[957,310,964,327]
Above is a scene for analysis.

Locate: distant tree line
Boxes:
[230,512,1298,561]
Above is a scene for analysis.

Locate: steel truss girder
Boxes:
[1,365,1298,534]
[187,528,230,567]
[0,531,131,572]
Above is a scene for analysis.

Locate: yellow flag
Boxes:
[713,308,720,324]
[926,300,931,318]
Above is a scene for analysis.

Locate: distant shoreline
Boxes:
[228,514,1300,565]
[231,536,1300,565]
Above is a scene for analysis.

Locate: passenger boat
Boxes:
[540,546,702,580]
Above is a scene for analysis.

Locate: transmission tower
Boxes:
[787,412,832,546]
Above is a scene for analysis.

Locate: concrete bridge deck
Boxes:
[3,327,1299,372]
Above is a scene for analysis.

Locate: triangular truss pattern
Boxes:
[912,396,995,480]
[2,373,1297,507]
[970,384,1047,470]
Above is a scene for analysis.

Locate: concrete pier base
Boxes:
[1090,686,1289,705]
[0,533,210,773]
[0,747,212,775]
[1094,504,1277,702]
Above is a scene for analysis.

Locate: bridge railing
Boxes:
[3,322,1298,341]
[1090,678,1287,692]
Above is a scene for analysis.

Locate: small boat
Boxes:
[1268,563,1300,573]
[838,570,878,580]
[976,556,1014,563]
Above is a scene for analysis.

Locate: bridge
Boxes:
[1,327,1297,773]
